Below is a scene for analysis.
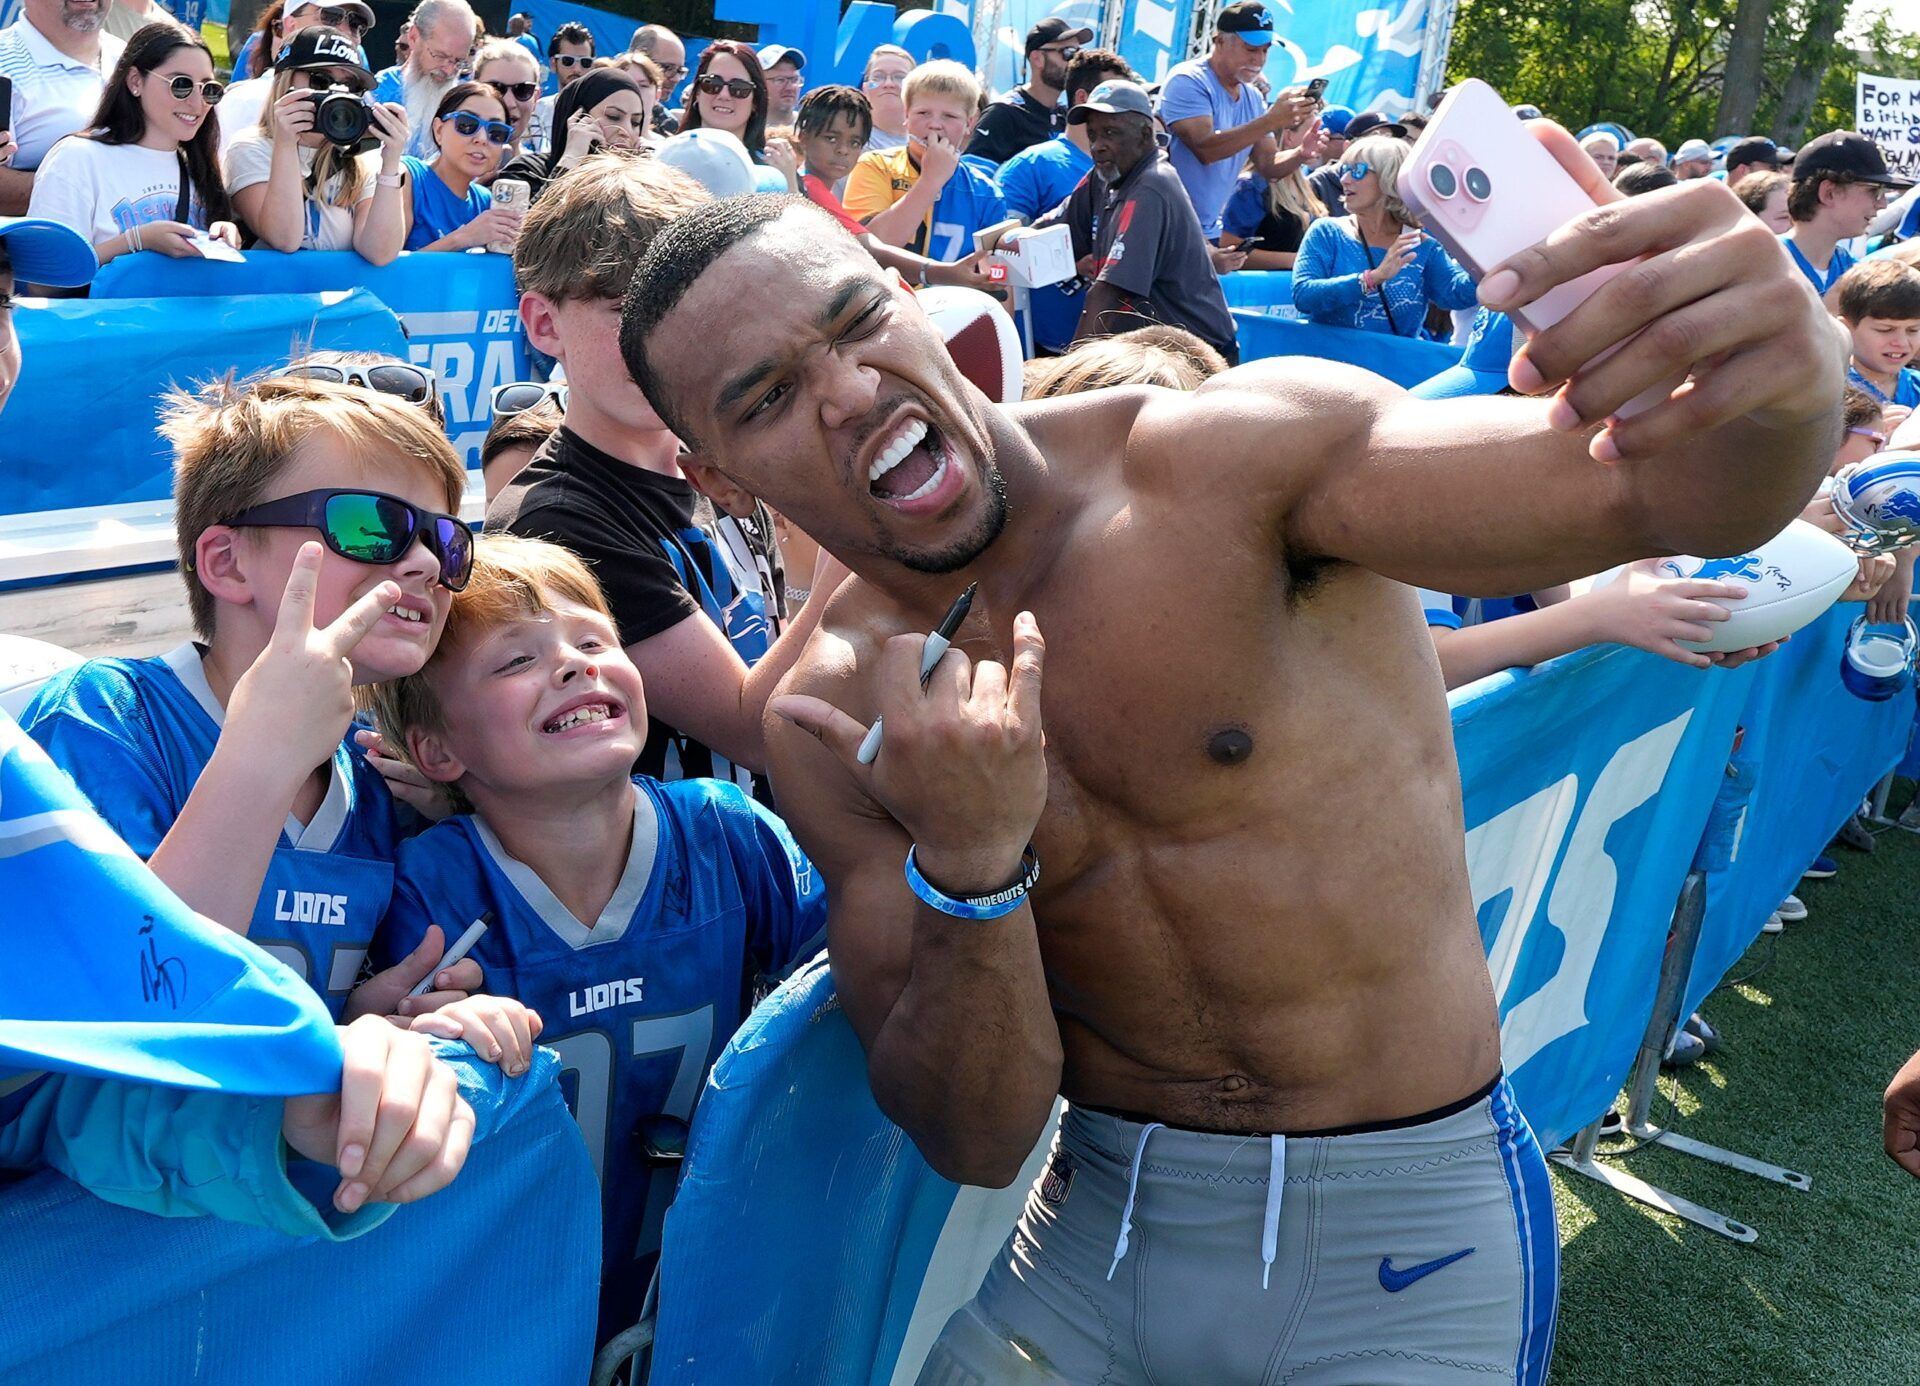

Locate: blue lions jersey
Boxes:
[19,643,405,1018]
[370,775,827,1341]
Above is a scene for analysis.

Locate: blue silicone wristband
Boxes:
[905,844,1041,921]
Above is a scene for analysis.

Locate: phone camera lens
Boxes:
[1463,166,1493,201]
[1427,164,1458,198]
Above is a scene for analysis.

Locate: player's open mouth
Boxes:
[541,696,625,733]
[867,416,960,513]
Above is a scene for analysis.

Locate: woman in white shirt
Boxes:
[26,21,240,270]
[224,26,409,264]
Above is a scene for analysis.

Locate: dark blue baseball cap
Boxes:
[1319,105,1355,136]
[0,216,96,288]
[1411,308,1515,399]
[1217,1,1274,45]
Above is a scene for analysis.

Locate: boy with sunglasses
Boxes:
[19,375,484,1020]
[362,533,826,1345]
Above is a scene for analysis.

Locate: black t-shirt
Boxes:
[966,86,1063,166]
[486,426,785,788]
[1057,150,1239,360]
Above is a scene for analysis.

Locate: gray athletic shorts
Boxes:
[917,1074,1557,1385]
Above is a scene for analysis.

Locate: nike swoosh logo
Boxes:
[1378,1247,1476,1292]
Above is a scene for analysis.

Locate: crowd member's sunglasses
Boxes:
[1338,161,1371,180]
[1850,427,1890,448]
[277,361,436,405]
[485,78,539,102]
[766,71,803,87]
[222,489,474,591]
[310,5,369,33]
[695,74,756,99]
[553,53,592,68]
[657,63,686,83]
[162,74,225,104]
[491,380,568,416]
[445,111,514,144]
[1035,43,1080,58]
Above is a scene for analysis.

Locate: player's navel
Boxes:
[1207,727,1255,766]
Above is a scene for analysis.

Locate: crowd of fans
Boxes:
[0,0,1914,1373]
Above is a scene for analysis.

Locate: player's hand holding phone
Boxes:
[1476,123,1844,462]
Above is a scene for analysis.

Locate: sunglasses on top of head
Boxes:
[222,488,475,592]
[308,5,369,33]
[491,380,568,417]
[275,360,436,406]
[695,74,756,99]
[443,111,514,144]
[159,74,225,104]
[485,78,540,102]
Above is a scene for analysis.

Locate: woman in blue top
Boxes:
[401,81,522,252]
[1290,134,1476,337]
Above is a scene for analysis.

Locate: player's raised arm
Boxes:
[764,615,1060,1188]
[1231,125,1846,597]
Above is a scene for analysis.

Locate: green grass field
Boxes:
[1549,784,1920,1383]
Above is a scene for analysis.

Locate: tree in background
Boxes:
[1449,0,1920,147]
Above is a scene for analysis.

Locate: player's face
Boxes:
[237,437,454,682]
[1850,315,1920,374]
[649,212,1007,576]
[430,599,645,793]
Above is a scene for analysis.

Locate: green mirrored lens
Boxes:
[325,493,413,562]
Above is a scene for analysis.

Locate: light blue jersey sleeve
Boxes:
[19,664,180,858]
[0,1068,393,1239]
[1421,238,1479,312]
[1291,219,1367,321]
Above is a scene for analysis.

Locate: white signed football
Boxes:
[1598,519,1857,653]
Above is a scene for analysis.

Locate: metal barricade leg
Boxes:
[1866,771,1897,826]
[1550,870,1807,1244]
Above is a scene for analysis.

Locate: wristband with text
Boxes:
[906,843,1041,921]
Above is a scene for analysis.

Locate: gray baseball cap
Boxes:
[1068,79,1154,124]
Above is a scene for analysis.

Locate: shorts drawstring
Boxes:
[1107,1123,1288,1290]
[1107,1121,1163,1281]
[1261,1135,1286,1289]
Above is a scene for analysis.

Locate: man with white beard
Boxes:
[373,0,479,158]
[0,0,126,214]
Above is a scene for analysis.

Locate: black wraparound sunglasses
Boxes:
[222,488,474,591]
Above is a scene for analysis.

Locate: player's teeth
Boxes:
[387,605,423,622]
[868,419,928,482]
[899,454,948,503]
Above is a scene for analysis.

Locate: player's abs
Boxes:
[1033,806,1501,1136]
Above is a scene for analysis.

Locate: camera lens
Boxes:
[312,85,371,146]
[1427,164,1457,198]
[1463,166,1492,201]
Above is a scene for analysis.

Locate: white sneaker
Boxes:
[1762,912,1785,935]
[1899,801,1920,834]
[1777,893,1809,923]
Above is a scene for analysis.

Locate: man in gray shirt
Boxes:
[1038,80,1238,363]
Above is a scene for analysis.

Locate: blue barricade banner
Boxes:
[0,714,341,1096]
[652,644,1758,1383]
[0,1049,600,1386]
[1252,0,1438,112]
[5,288,406,519]
[1683,605,1918,1018]
[1456,645,1754,1149]
[1111,0,1200,88]
[92,251,529,469]
[1234,306,1462,388]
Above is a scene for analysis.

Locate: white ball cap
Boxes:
[655,128,759,200]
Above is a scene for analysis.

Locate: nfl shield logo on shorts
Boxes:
[1039,1150,1075,1207]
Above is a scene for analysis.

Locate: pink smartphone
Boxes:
[1399,79,1621,336]
[1401,79,1671,414]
